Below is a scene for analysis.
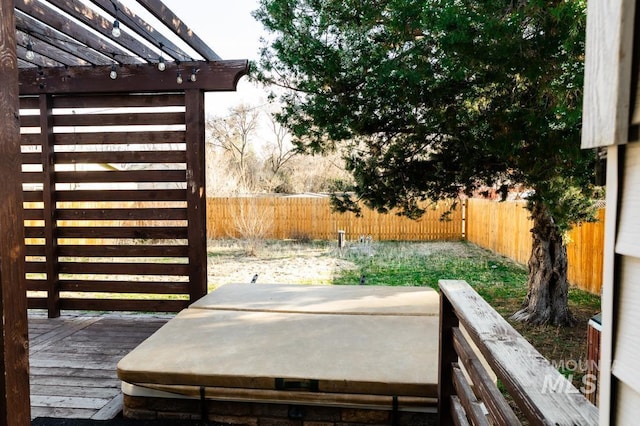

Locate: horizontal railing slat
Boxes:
[58,262,189,275]
[450,396,471,426]
[56,208,188,221]
[26,226,188,239]
[56,189,187,202]
[59,298,188,312]
[59,280,189,294]
[54,170,186,184]
[56,245,188,257]
[55,150,186,164]
[452,327,518,425]
[451,364,491,426]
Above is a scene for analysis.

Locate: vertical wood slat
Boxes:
[185,89,207,302]
[437,290,458,426]
[40,94,60,318]
[0,0,31,423]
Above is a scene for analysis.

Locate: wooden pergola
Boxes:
[0,0,248,423]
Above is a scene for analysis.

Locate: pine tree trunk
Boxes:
[511,202,576,326]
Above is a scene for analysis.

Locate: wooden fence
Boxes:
[25,195,604,296]
[205,196,463,241]
[466,198,604,294]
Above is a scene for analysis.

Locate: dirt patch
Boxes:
[207,240,359,288]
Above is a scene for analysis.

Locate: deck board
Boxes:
[28,310,171,420]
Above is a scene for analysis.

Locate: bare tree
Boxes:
[207,104,260,192]
[261,112,298,192]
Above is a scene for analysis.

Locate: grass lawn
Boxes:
[331,239,601,391]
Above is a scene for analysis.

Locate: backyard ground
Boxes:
[207,239,601,392]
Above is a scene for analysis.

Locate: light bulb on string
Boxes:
[176,71,183,84]
[158,56,166,71]
[190,68,198,82]
[112,20,121,38]
[25,41,35,60]
[110,64,117,80]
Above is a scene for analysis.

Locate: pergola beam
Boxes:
[15,0,138,65]
[136,0,221,61]
[0,0,31,424]
[89,0,190,62]
[19,60,249,95]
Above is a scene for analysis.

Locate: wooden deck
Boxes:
[28,310,172,420]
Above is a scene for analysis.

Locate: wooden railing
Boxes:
[438,280,598,425]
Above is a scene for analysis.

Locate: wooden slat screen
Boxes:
[21,93,204,316]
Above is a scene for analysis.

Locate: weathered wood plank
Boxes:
[452,328,517,425]
[90,0,190,63]
[451,364,491,426]
[58,261,190,275]
[54,150,186,164]
[51,93,184,109]
[31,407,97,420]
[30,394,112,410]
[0,1,31,421]
[25,226,188,240]
[31,385,119,399]
[582,0,636,148]
[56,189,187,202]
[45,0,157,63]
[437,288,458,426]
[92,394,124,420]
[29,316,102,353]
[15,0,135,65]
[59,299,187,312]
[55,170,187,184]
[439,280,599,426]
[53,130,185,145]
[28,312,171,419]
[185,89,207,303]
[59,280,189,295]
[25,110,187,129]
[450,396,471,426]
[40,94,60,318]
[56,244,188,257]
[19,61,249,95]
[135,0,221,61]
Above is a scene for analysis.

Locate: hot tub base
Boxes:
[122,393,436,425]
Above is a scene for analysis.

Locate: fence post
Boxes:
[438,287,458,425]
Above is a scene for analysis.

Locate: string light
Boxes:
[190,68,198,82]
[26,41,35,60]
[110,64,117,79]
[158,56,166,71]
[112,20,121,38]
[176,70,183,84]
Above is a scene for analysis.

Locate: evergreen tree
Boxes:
[253,0,595,326]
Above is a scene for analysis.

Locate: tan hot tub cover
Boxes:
[117,284,440,401]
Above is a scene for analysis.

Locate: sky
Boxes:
[161,0,269,117]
